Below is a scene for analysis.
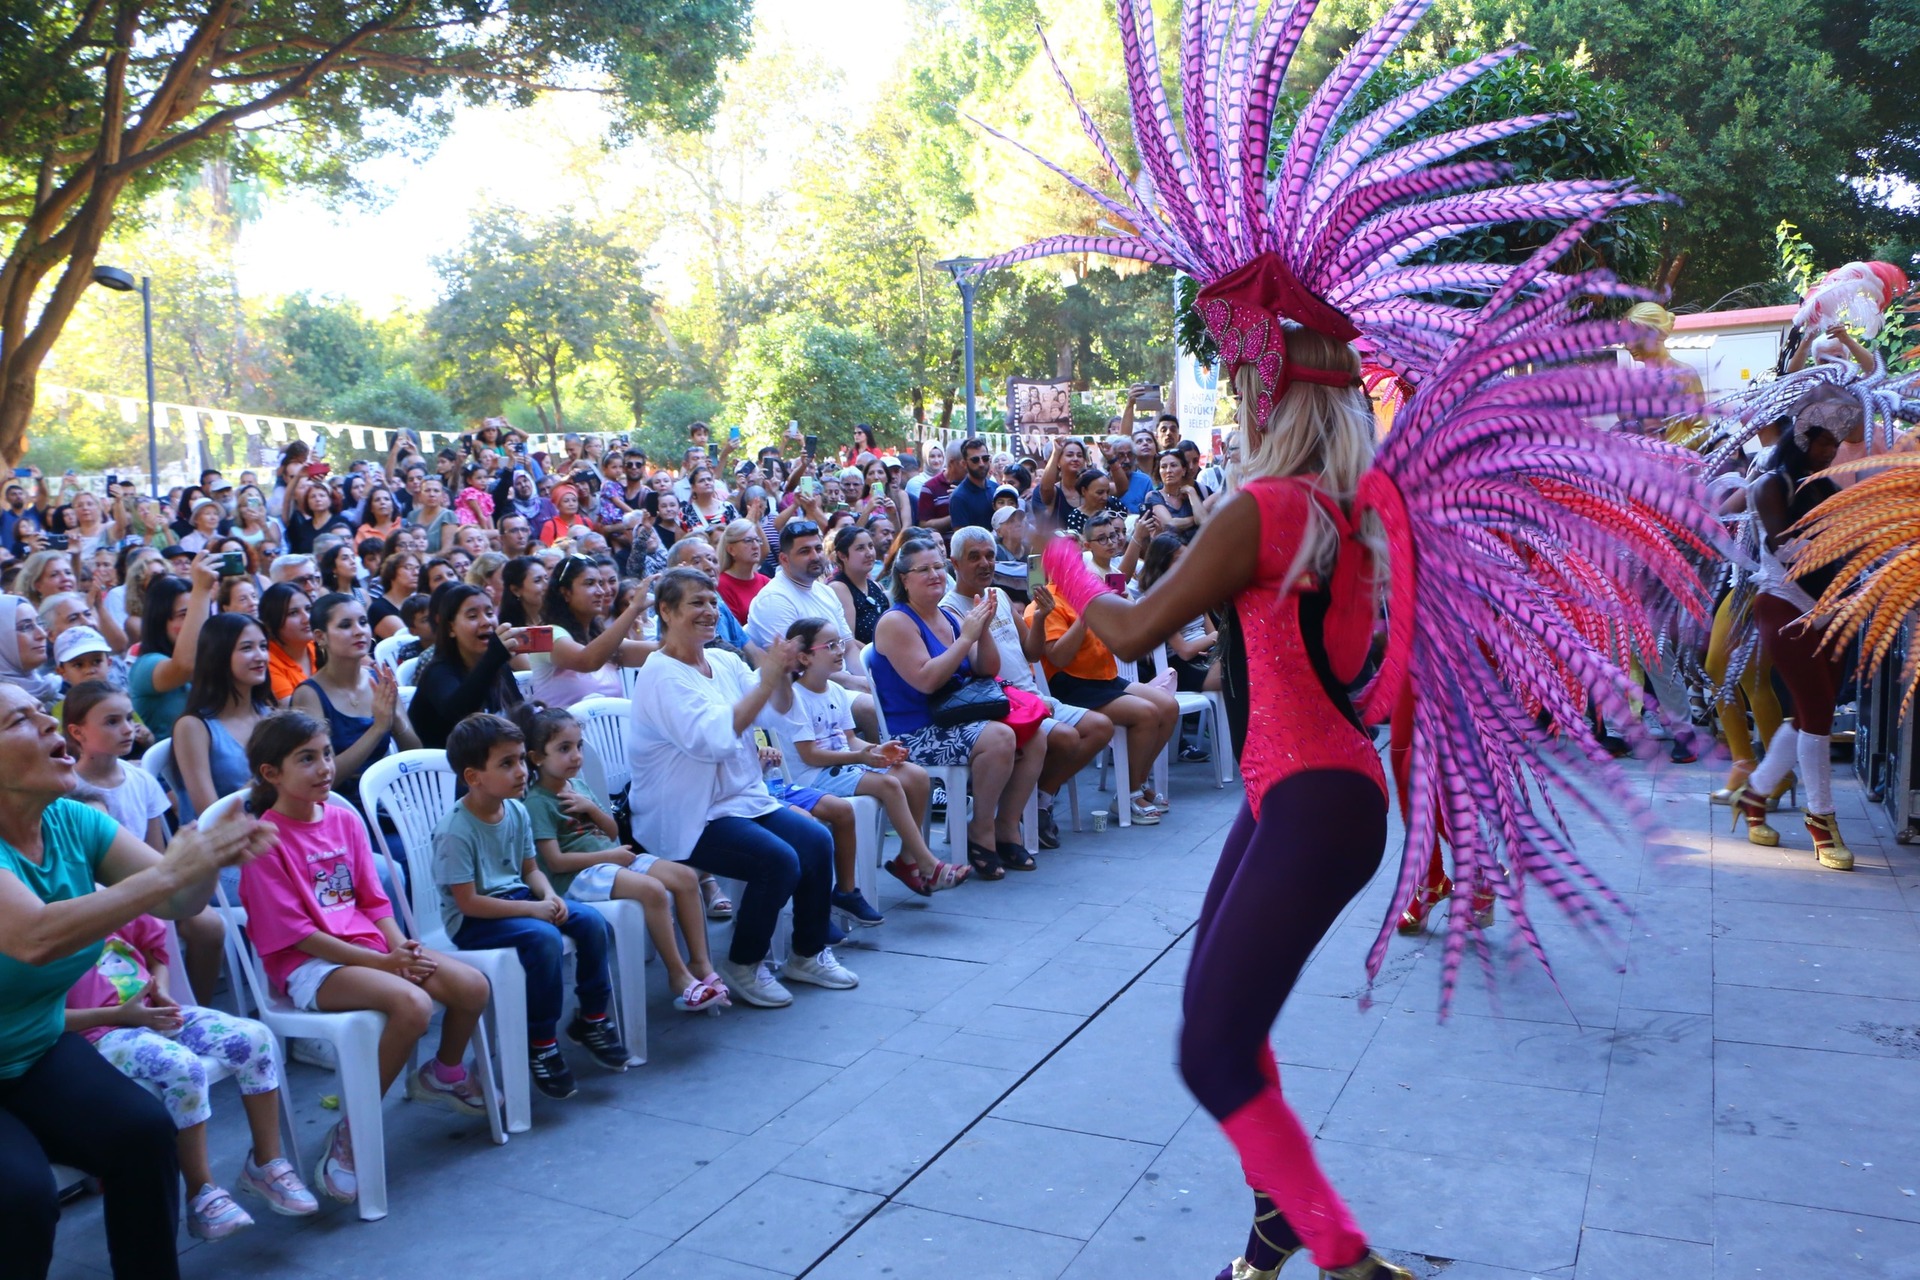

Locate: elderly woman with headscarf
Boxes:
[0,595,61,712]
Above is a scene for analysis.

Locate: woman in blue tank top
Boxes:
[870,538,1047,880]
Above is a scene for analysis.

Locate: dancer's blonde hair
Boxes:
[1232,326,1381,578]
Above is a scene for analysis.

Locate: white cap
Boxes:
[55,625,112,664]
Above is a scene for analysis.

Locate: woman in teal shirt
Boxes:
[126,555,218,741]
[0,682,273,1278]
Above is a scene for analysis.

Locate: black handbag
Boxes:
[929,675,1011,727]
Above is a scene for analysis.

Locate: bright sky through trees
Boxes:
[234,0,913,311]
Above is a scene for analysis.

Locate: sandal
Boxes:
[966,841,1005,881]
[675,973,731,1012]
[996,841,1037,872]
[884,854,933,898]
[929,861,971,891]
[700,877,734,921]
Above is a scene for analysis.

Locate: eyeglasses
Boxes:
[903,563,947,578]
[294,573,322,590]
[808,639,847,653]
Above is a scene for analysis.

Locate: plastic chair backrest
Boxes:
[162,918,196,1005]
[139,737,172,783]
[620,665,642,699]
[357,750,458,945]
[861,644,894,740]
[372,634,408,670]
[395,655,419,685]
[397,686,415,709]
[572,697,631,799]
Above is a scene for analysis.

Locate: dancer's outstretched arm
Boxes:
[1066,492,1260,661]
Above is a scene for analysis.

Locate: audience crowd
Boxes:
[0,399,1233,1275]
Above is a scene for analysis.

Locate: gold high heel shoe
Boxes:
[1321,1254,1415,1279]
[1727,783,1779,847]
[1804,811,1854,871]
[1223,1199,1302,1278]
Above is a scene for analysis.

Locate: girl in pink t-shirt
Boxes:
[238,711,492,1206]
[65,913,317,1240]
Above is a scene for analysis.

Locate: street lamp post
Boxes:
[89,265,159,497]
[935,256,986,438]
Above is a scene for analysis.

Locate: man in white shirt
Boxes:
[943,526,1113,849]
[747,519,877,735]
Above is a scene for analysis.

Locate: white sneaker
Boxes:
[715,957,793,1008]
[186,1183,254,1241]
[783,947,860,990]
[1640,710,1672,741]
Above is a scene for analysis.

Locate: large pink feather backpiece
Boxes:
[974,0,1722,1005]
[970,0,1665,381]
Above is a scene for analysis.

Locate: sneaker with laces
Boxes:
[565,1014,633,1071]
[236,1155,319,1216]
[830,887,885,927]
[187,1183,254,1241]
[313,1120,357,1204]
[929,778,948,823]
[714,957,793,1007]
[529,1041,578,1098]
[1036,804,1060,849]
[407,1060,489,1114]
[782,946,860,990]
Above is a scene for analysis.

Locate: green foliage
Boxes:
[264,295,390,419]
[642,386,724,438]
[723,315,911,447]
[327,370,457,436]
[1773,220,1819,303]
[429,211,651,431]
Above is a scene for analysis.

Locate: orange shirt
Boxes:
[268,641,316,704]
[1028,595,1117,682]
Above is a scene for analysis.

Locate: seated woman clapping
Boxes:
[626,568,857,1010]
[871,538,1046,881]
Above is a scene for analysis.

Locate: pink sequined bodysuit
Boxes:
[1235,476,1386,818]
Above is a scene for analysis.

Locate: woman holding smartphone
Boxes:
[526,554,655,706]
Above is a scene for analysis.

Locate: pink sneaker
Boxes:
[406,1061,488,1115]
[313,1120,357,1204]
[237,1155,319,1216]
[186,1183,254,1241]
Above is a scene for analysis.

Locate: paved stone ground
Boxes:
[48,746,1920,1279]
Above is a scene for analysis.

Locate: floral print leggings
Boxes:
[94,1007,281,1130]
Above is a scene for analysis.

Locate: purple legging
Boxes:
[1180,769,1387,1271]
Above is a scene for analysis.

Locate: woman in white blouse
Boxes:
[627,567,858,1010]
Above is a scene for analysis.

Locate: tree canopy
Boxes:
[0,0,751,462]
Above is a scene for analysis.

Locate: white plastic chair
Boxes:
[1027,663,1082,833]
[395,655,419,685]
[358,752,533,1132]
[360,751,649,1112]
[140,738,182,824]
[202,790,505,1222]
[397,685,415,710]
[372,633,408,670]
[572,697,633,801]
[1155,643,1233,792]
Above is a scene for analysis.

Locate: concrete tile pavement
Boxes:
[47,751,1920,1279]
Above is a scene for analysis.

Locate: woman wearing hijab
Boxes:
[0,595,61,711]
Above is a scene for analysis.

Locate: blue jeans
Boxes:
[687,807,834,965]
[453,888,612,1041]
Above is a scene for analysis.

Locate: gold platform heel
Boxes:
[1804,811,1854,871]
[1727,783,1779,847]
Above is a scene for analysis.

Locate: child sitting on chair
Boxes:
[431,712,631,1101]
[240,711,492,1205]
[64,913,317,1241]
[511,702,730,1014]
